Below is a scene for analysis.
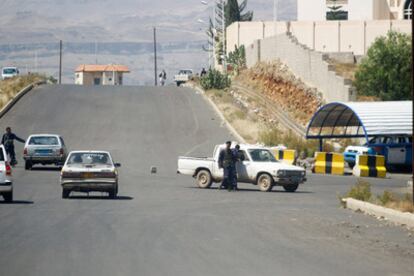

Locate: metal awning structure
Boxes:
[306,101,413,142]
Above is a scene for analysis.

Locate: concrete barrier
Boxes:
[271,149,296,165]
[353,155,387,178]
[313,152,344,175]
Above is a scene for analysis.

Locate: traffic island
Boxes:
[342,198,414,229]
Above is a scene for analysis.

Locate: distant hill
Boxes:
[0,0,296,84]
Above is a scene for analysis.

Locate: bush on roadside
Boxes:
[354,31,412,101]
[259,127,330,157]
[377,190,395,206]
[200,69,230,90]
[345,179,372,201]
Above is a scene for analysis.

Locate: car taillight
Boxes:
[6,163,12,176]
[23,148,28,155]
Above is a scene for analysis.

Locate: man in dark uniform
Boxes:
[218,141,238,191]
[1,127,25,166]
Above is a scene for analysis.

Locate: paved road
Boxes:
[0,85,413,276]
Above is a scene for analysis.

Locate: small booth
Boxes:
[306,101,412,168]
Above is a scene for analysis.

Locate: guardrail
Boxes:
[0,80,46,119]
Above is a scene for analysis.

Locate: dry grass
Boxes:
[0,74,45,108]
[205,88,265,143]
[329,62,358,81]
[343,180,414,213]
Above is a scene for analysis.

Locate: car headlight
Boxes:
[277,170,286,177]
[301,171,306,176]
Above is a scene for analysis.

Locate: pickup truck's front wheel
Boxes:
[257,174,273,192]
[196,170,212,189]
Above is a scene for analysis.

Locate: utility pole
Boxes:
[221,0,226,73]
[59,40,62,84]
[411,12,413,204]
[153,27,158,86]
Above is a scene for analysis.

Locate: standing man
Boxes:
[218,141,238,191]
[159,69,167,86]
[1,127,25,166]
[200,68,207,77]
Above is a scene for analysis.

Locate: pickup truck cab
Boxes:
[0,145,13,202]
[1,67,19,80]
[174,69,193,86]
[178,144,306,192]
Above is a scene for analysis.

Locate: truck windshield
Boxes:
[248,149,277,162]
[3,68,17,74]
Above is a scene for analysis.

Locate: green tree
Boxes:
[354,31,412,101]
[203,0,253,65]
[326,0,347,20]
[225,0,253,27]
[227,45,246,74]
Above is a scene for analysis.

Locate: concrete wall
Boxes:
[228,19,411,56]
[245,33,356,103]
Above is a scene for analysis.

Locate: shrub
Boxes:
[354,31,412,101]
[345,179,372,201]
[200,69,230,90]
[377,190,395,206]
[258,127,323,157]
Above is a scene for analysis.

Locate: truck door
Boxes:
[236,150,250,182]
[386,136,407,165]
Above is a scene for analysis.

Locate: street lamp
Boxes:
[201,0,217,69]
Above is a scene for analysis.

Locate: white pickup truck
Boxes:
[177,144,306,192]
[174,69,193,86]
[0,145,13,202]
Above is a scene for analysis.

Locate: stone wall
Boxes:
[246,33,357,103]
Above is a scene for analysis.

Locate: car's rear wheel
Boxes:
[62,189,70,199]
[196,169,212,189]
[3,191,13,202]
[25,161,32,170]
[257,174,273,192]
[283,183,299,192]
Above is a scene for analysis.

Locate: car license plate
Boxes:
[83,172,94,178]
[35,149,52,156]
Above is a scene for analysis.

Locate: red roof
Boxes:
[75,64,130,73]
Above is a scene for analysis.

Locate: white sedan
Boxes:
[60,151,121,199]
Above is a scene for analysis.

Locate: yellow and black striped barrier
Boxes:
[271,149,296,165]
[353,155,386,178]
[313,152,344,175]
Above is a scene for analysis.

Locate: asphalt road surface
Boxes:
[0,84,413,276]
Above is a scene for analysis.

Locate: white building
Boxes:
[297,0,412,21]
[75,64,130,85]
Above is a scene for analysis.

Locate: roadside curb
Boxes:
[343,197,414,229]
[190,84,246,144]
[0,80,46,119]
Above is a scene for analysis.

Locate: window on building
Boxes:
[404,0,412,19]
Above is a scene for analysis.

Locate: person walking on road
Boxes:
[218,141,238,191]
[159,70,167,86]
[1,127,25,166]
